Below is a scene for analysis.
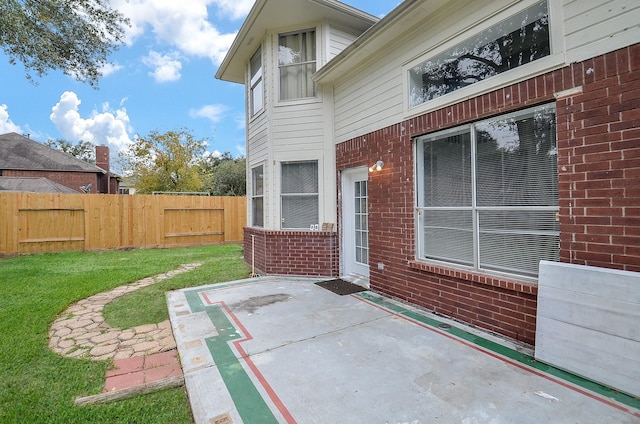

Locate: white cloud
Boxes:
[234,113,246,130]
[111,0,250,64]
[190,104,228,123]
[235,143,246,156]
[143,51,182,82]
[49,91,133,152]
[100,62,123,77]
[213,0,254,20]
[0,104,23,134]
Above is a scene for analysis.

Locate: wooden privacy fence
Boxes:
[0,193,246,255]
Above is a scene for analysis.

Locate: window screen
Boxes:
[409,1,550,107]
[279,29,316,100]
[416,104,558,278]
[252,165,264,227]
[250,49,263,116]
[281,161,318,229]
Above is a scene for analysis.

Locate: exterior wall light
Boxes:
[369,160,384,172]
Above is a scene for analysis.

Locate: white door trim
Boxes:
[341,167,369,286]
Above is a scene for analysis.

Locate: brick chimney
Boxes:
[95,145,110,193]
[96,145,109,171]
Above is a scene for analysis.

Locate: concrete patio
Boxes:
[167,276,640,424]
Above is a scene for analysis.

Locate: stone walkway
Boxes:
[49,263,202,361]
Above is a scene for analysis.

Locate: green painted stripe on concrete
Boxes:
[205,307,279,424]
[356,291,640,411]
[184,288,280,424]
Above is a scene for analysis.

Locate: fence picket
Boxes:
[0,193,246,256]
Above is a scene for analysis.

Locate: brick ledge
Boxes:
[407,260,538,296]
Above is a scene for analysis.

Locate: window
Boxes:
[409,1,550,108]
[252,165,264,227]
[416,104,558,278]
[278,29,316,101]
[281,161,318,229]
[250,49,263,116]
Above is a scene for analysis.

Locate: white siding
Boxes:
[330,0,640,143]
[564,0,640,63]
[272,102,325,152]
[331,0,493,143]
[334,58,404,142]
[329,25,360,60]
[248,112,269,162]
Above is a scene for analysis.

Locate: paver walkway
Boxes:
[48,263,201,393]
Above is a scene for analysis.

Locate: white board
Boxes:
[535,261,640,397]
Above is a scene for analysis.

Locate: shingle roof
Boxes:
[0,177,80,193]
[0,132,105,173]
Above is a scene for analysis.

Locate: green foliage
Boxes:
[0,245,248,423]
[205,156,246,196]
[0,0,129,87]
[120,129,208,194]
[103,248,250,328]
[44,138,96,163]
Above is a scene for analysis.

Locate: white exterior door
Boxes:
[342,167,370,284]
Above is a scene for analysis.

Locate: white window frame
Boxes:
[251,164,264,227]
[280,160,319,230]
[249,48,264,117]
[402,0,564,118]
[277,28,317,102]
[415,104,559,279]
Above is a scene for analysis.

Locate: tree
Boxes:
[1,0,129,87]
[205,157,246,196]
[44,138,95,163]
[120,129,208,194]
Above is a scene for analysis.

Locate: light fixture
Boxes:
[369,160,384,172]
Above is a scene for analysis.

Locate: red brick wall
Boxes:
[4,170,98,193]
[244,227,339,276]
[556,45,640,272]
[336,44,640,345]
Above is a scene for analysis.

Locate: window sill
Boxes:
[407,259,538,295]
[276,97,321,107]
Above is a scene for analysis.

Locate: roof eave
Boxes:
[315,0,424,84]
[215,0,378,85]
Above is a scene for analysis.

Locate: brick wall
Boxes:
[4,170,98,193]
[556,45,640,272]
[244,227,339,276]
[336,44,640,346]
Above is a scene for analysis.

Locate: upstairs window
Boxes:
[281,161,318,229]
[252,165,264,227]
[409,1,550,108]
[278,29,316,101]
[250,49,263,116]
[416,104,558,278]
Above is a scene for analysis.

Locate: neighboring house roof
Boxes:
[0,177,80,193]
[0,132,105,174]
[216,0,378,84]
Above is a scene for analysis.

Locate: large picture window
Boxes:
[416,104,558,278]
[278,29,316,101]
[281,161,318,229]
[409,1,550,108]
[250,49,263,116]
[252,165,264,227]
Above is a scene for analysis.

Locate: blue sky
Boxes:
[0,0,398,168]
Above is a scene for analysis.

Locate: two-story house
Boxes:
[217,0,640,357]
[216,0,376,278]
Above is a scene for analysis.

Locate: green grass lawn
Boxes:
[0,244,250,424]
